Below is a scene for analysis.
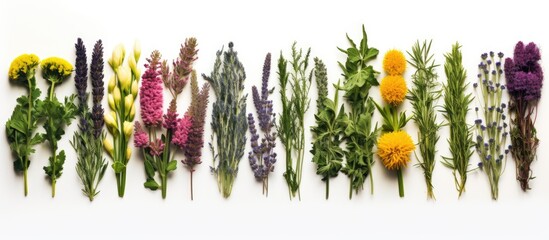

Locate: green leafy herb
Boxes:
[277,42,312,200]
[311,58,346,199]
[39,57,78,197]
[337,25,380,198]
[6,54,44,196]
[406,40,442,199]
[441,43,474,197]
[204,42,247,198]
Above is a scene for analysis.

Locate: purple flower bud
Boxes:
[473,83,478,88]
[498,52,504,58]
[481,53,488,60]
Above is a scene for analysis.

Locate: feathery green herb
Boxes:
[441,43,474,197]
[204,42,247,198]
[310,58,346,199]
[337,25,380,198]
[406,40,441,199]
[277,42,312,200]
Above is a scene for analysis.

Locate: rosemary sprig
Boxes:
[310,58,346,199]
[338,25,380,198]
[277,42,312,200]
[441,43,474,197]
[204,42,248,198]
[406,40,441,199]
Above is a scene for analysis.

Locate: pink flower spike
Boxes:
[140,51,164,127]
[173,115,192,149]
[163,99,179,130]
[134,121,149,148]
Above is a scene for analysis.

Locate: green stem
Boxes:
[52,177,56,198]
[348,179,353,200]
[190,169,194,200]
[23,165,28,196]
[325,177,329,200]
[117,170,126,197]
[161,174,167,199]
[397,169,404,198]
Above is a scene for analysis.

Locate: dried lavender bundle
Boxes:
[71,38,107,201]
[248,53,277,196]
[204,42,247,198]
[505,41,543,191]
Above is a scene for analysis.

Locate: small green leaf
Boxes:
[112,161,125,173]
[144,179,160,190]
[166,160,177,172]
[144,159,155,178]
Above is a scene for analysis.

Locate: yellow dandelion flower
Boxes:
[377,131,415,170]
[380,75,407,105]
[383,49,406,75]
[8,54,40,82]
[40,57,73,84]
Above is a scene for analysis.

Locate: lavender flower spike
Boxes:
[90,40,105,139]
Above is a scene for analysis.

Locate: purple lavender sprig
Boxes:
[504,41,543,191]
[473,51,509,200]
[75,38,89,132]
[90,40,105,139]
[248,53,277,196]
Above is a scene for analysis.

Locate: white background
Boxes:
[1,0,548,238]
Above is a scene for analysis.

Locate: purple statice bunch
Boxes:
[135,41,198,199]
[248,53,277,196]
[472,51,509,200]
[504,41,543,191]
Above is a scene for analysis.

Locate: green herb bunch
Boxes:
[310,58,346,199]
[406,40,441,199]
[441,43,474,197]
[337,26,380,198]
[6,54,44,196]
[39,57,78,197]
[204,42,248,198]
[71,38,108,201]
[277,42,312,200]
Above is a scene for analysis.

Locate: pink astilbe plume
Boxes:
[140,51,164,127]
[172,114,192,149]
[161,37,198,98]
[163,99,179,131]
[149,138,165,157]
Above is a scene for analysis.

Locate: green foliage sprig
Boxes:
[277,42,312,200]
[310,58,346,199]
[441,43,474,197]
[39,57,78,197]
[407,40,442,199]
[6,54,44,196]
[337,26,380,198]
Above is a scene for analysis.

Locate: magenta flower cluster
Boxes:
[504,41,544,101]
[172,115,192,149]
[140,53,164,127]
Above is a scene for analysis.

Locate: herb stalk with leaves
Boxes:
[406,40,441,199]
[277,42,312,200]
[6,54,43,196]
[204,42,247,198]
[311,58,346,199]
[39,57,78,197]
[105,42,141,197]
[337,26,380,198]
[441,43,474,197]
[71,38,108,201]
[248,53,277,196]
